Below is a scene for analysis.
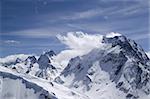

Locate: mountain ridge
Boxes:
[0,32,150,99]
[55,33,150,99]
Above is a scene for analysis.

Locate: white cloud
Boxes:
[108,4,143,16]
[63,9,100,20]
[53,31,104,67]
[9,28,57,38]
[62,7,117,20]
[57,31,103,50]
[6,26,75,38]
[4,40,20,44]
[61,1,146,21]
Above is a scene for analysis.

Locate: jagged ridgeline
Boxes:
[0,33,150,99]
[55,33,150,99]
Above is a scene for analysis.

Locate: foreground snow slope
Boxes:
[0,66,57,99]
[0,66,88,99]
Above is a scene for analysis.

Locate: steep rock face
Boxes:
[38,54,51,70]
[102,35,149,64]
[44,50,56,58]
[25,56,37,65]
[36,50,58,80]
[56,34,150,99]
[15,58,23,64]
[37,50,56,70]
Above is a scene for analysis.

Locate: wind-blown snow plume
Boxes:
[106,32,122,38]
[57,31,103,50]
[54,31,104,67]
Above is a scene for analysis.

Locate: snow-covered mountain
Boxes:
[0,54,30,67]
[55,32,150,99]
[0,50,62,81]
[35,50,61,80]
[0,32,150,99]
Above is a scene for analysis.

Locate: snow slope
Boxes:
[146,52,150,58]
[0,66,89,99]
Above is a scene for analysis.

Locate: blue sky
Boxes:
[0,0,150,57]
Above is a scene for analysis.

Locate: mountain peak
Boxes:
[44,50,56,57]
[106,32,122,38]
[102,34,149,64]
[56,33,150,99]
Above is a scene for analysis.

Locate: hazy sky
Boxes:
[0,0,150,57]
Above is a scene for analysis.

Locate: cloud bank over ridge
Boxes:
[53,32,103,67]
[54,31,122,67]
